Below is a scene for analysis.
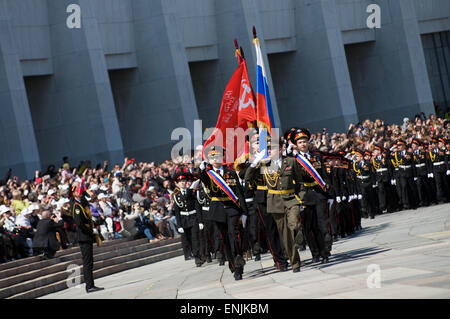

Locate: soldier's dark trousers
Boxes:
[415,176,432,205]
[434,172,450,202]
[184,225,201,259]
[201,219,217,257]
[399,177,417,208]
[215,211,244,273]
[256,203,288,268]
[328,200,339,237]
[376,181,389,212]
[180,233,192,259]
[360,182,376,218]
[337,201,353,236]
[79,242,94,290]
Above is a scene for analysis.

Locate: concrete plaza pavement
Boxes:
[42,203,450,299]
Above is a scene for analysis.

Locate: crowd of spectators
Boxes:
[0,113,448,263]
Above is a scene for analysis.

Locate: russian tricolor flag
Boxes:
[253,28,275,156]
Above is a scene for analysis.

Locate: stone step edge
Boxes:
[9,249,184,299]
[0,241,182,290]
[0,237,179,279]
[0,242,182,298]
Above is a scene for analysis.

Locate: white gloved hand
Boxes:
[414,177,418,181]
[251,150,267,168]
[429,173,434,178]
[447,170,450,176]
[342,196,347,201]
[391,179,396,186]
[178,227,184,234]
[240,215,247,228]
[199,161,208,171]
[286,144,294,156]
[358,194,362,200]
[336,196,341,203]
[198,223,204,230]
[93,228,99,235]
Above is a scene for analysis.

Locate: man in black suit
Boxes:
[199,146,249,280]
[32,210,64,259]
[71,181,104,294]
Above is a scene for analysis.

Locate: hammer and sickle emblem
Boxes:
[239,80,255,111]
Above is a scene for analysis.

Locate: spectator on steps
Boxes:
[32,210,64,259]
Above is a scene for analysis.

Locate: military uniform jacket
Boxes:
[372,156,390,182]
[246,156,305,214]
[323,164,335,199]
[199,166,248,223]
[394,151,414,178]
[244,162,268,206]
[352,160,374,189]
[427,148,447,174]
[332,165,349,198]
[173,188,202,229]
[412,150,428,177]
[238,165,256,215]
[72,199,95,243]
[196,186,212,221]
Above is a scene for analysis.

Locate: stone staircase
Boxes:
[0,237,183,299]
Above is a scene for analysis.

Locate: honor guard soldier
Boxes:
[245,133,290,271]
[246,136,304,272]
[199,146,248,280]
[428,137,450,203]
[291,128,332,264]
[71,180,104,294]
[352,150,376,219]
[395,139,418,209]
[372,145,391,214]
[173,172,204,267]
[195,175,217,264]
[411,138,432,206]
[322,155,339,242]
[332,155,354,237]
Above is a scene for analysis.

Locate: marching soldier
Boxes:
[333,156,354,237]
[246,136,304,272]
[372,145,391,214]
[71,180,104,293]
[245,133,290,271]
[427,137,450,203]
[199,146,248,280]
[352,150,376,219]
[173,172,204,267]
[195,176,218,264]
[396,139,419,209]
[291,129,332,263]
[323,155,339,242]
[411,138,432,206]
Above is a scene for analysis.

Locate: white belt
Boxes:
[415,163,426,167]
[433,161,445,166]
[399,165,411,169]
[180,210,197,216]
[357,175,370,180]
[376,168,388,173]
[202,207,209,211]
[245,198,254,203]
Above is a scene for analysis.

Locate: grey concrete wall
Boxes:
[0,0,41,179]
[345,0,435,124]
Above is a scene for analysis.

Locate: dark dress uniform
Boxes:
[323,160,338,240]
[196,185,220,263]
[372,154,391,213]
[199,165,248,280]
[173,188,203,266]
[71,195,100,292]
[353,158,377,219]
[395,148,419,209]
[299,150,332,263]
[412,146,433,206]
[333,160,354,237]
[244,162,289,271]
[427,145,450,203]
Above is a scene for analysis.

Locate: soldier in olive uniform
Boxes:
[245,134,289,271]
[173,172,204,267]
[71,181,104,294]
[199,146,248,280]
[246,136,305,272]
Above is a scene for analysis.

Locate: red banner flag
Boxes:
[203,57,256,164]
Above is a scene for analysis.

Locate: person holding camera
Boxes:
[32,210,64,259]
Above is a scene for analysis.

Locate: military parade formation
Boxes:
[172,127,450,280]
